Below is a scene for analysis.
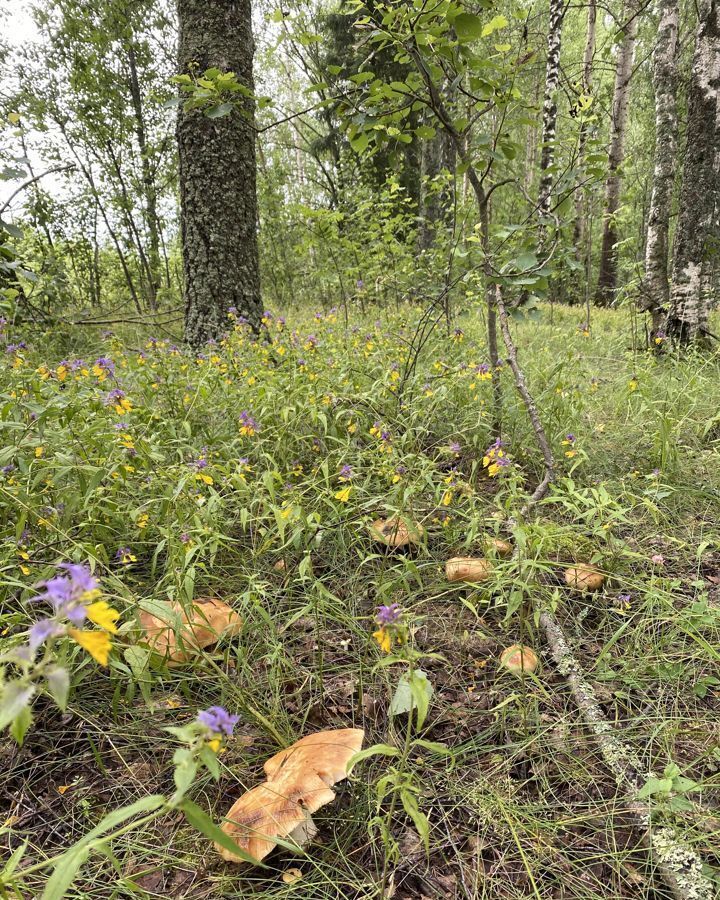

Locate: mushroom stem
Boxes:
[539,607,713,900]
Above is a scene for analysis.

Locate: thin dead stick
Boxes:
[494,285,554,512]
[492,285,712,898]
[540,609,713,900]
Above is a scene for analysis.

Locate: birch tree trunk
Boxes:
[667,0,720,344]
[536,0,565,224]
[640,0,680,334]
[177,0,262,348]
[595,9,638,306]
[572,0,596,254]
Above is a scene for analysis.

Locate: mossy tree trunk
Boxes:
[177,0,262,349]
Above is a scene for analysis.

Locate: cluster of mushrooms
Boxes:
[134,514,607,867]
[368,514,608,679]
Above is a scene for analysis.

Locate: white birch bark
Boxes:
[596,7,638,305]
[668,0,720,343]
[640,0,679,331]
[537,0,565,223]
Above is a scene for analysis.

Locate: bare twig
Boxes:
[495,285,554,511]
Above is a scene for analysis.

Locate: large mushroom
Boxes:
[368,516,424,549]
[446,556,492,583]
[217,728,364,864]
[564,564,605,593]
[139,597,242,666]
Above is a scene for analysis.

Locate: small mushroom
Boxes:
[500,644,539,675]
[564,564,605,592]
[217,728,364,864]
[368,516,424,548]
[139,597,242,666]
[485,537,512,558]
[273,559,287,573]
[446,557,492,583]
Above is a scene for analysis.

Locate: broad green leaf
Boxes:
[482,14,509,36]
[454,13,483,42]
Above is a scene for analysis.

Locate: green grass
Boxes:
[1,301,719,898]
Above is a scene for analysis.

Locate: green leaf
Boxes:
[347,743,400,773]
[42,846,90,900]
[637,776,673,799]
[454,13,483,42]
[482,14,509,36]
[173,747,198,797]
[179,799,258,864]
[10,704,32,745]
[206,102,234,118]
[350,132,370,154]
[0,681,35,732]
[45,666,70,711]
[389,669,433,727]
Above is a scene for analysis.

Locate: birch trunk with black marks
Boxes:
[536,0,565,225]
[596,10,638,306]
[667,0,720,344]
[572,0,596,253]
[177,0,262,349]
[640,0,679,334]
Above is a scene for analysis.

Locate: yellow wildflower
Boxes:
[334,487,351,503]
[68,629,112,666]
[373,627,392,653]
[85,600,120,634]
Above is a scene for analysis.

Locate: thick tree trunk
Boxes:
[537,0,565,224]
[667,0,720,344]
[177,0,261,348]
[640,0,679,335]
[127,41,163,310]
[595,9,638,306]
[572,0,596,253]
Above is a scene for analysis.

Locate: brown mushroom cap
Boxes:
[263,728,365,786]
[368,516,424,548]
[139,597,242,665]
[564,565,605,592]
[500,644,539,674]
[486,537,513,558]
[217,728,364,864]
[446,556,492,583]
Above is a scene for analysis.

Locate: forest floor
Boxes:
[1,302,719,899]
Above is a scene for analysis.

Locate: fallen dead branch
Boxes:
[492,285,712,899]
[540,607,713,900]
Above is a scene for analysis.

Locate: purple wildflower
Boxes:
[449,441,461,455]
[339,464,354,481]
[29,618,61,651]
[197,706,240,736]
[376,604,402,626]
